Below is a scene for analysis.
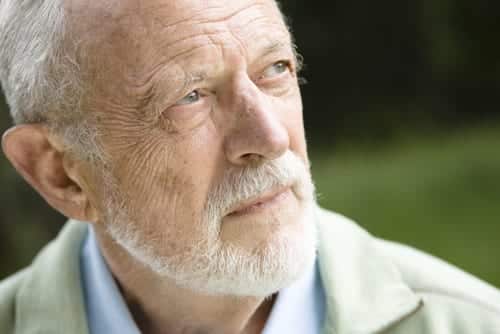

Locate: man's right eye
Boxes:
[175,90,201,106]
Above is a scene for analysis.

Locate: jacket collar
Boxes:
[16,221,89,334]
[316,208,423,334]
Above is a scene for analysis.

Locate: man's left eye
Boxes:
[261,61,290,79]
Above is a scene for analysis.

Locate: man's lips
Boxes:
[226,186,291,217]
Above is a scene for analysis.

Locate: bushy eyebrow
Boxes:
[261,40,288,57]
[181,71,207,92]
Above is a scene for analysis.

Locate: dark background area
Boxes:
[1,0,499,285]
[282,0,500,145]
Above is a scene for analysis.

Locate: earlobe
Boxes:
[2,124,97,222]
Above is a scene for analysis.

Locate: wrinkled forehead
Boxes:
[65,0,290,94]
[66,0,288,53]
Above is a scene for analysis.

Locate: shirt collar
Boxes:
[80,227,141,334]
[80,226,325,334]
[262,259,326,334]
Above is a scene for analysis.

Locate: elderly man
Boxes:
[0,0,499,333]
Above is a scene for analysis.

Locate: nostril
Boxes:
[240,153,263,164]
[241,153,253,160]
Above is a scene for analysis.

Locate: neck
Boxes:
[94,226,276,334]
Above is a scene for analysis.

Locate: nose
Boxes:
[223,74,290,165]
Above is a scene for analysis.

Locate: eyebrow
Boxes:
[261,40,288,56]
[181,71,207,92]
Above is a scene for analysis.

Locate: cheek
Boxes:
[123,156,199,222]
[108,125,221,227]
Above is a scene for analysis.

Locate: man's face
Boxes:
[73,0,316,296]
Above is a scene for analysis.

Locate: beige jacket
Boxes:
[1,208,499,333]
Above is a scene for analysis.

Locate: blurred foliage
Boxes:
[279,0,500,145]
[311,125,500,288]
[0,0,499,287]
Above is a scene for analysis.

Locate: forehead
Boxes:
[67,0,290,66]
[66,0,291,103]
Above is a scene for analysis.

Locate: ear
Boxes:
[2,124,99,222]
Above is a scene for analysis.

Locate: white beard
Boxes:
[104,151,318,297]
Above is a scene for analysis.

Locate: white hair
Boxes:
[0,0,102,161]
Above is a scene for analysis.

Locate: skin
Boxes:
[2,0,310,333]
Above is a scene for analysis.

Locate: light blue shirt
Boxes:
[80,227,326,333]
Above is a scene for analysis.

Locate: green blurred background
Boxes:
[1,0,499,287]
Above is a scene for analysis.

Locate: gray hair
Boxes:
[0,0,102,161]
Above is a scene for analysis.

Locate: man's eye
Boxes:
[175,90,201,106]
[261,61,290,79]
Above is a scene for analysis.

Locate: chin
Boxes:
[184,200,319,297]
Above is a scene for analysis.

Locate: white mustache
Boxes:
[205,151,313,218]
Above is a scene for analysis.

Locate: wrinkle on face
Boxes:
[66,0,305,252]
[141,0,270,30]
[66,0,290,121]
[61,2,316,316]
[65,0,299,179]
